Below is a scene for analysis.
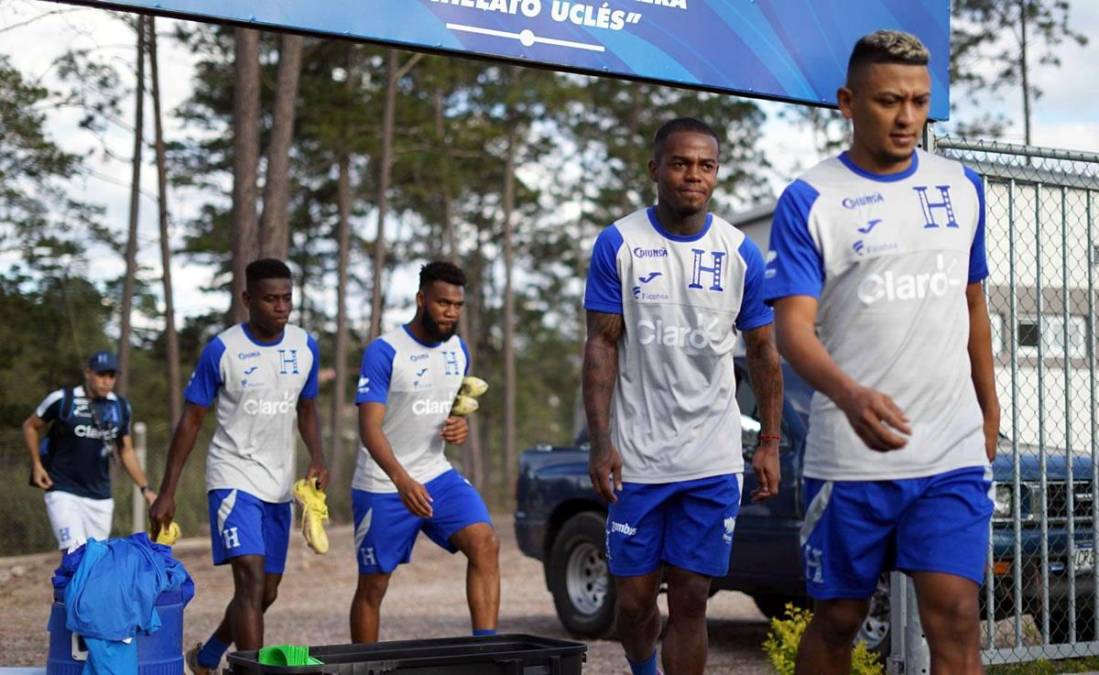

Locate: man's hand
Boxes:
[837,384,911,451]
[983,411,1001,462]
[148,493,176,538]
[750,443,780,502]
[441,416,469,445]
[31,464,53,490]
[394,473,433,518]
[142,487,157,506]
[306,461,330,491]
[588,441,623,503]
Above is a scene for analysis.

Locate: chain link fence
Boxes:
[936,137,1099,665]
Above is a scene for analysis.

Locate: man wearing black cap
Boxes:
[22,351,156,551]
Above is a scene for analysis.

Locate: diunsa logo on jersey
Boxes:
[856,253,963,305]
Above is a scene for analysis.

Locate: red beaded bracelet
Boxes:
[758,433,782,444]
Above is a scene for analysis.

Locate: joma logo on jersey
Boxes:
[856,254,963,305]
[638,313,722,349]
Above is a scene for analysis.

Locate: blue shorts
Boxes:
[606,473,743,578]
[801,466,993,600]
[351,469,492,575]
[207,489,291,574]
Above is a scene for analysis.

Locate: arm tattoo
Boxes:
[582,311,624,453]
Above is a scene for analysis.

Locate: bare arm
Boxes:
[359,402,433,517]
[582,310,625,502]
[148,402,207,533]
[22,414,52,489]
[297,398,330,490]
[743,324,783,501]
[966,283,1000,461]
[773,296,911,451]
[116,433,155,504]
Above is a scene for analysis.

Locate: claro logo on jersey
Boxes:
[856,254,963,305]
[412,399,454,415]
[243,391,297,415]
[638,312,722,349]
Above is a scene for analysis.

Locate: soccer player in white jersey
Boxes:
[584,117,783,675]
[349,261,499,643]
[764,32,1000,674]
[150,258,328,674]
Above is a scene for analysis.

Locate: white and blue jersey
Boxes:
[764,150,989,481]
[36,387,131,500]
[353,325,469,492]
[184,323,319,503]
[584,206,773,483]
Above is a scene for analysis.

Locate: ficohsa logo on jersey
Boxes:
[857,253,963,305]
[638,312,722,349]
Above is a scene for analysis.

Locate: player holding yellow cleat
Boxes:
[292,478,330,554]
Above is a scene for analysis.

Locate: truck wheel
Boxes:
[855,573,892,658]
[547,511,616,638]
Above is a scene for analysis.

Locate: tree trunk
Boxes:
[330,152,353,482]
[368,49,399,341]
[435,87,485,487]
[148,17,182,424]
[502,120,518,486]
[229,27,261,324]
[260,34,303,259]
[117,16,146,397]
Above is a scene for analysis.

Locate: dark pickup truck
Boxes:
[515,358,1096,652]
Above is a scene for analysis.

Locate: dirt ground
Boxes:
[0,515,774,673]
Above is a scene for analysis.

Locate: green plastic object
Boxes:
[256,645,324,667]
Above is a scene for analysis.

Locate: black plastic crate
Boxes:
[226,634,586,675]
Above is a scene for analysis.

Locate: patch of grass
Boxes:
[988,656,1099,674]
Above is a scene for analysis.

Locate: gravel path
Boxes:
[0,516,773,673]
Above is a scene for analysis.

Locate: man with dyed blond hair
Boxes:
[765,30,999,674]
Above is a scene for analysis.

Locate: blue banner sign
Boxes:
[67,0,951,119]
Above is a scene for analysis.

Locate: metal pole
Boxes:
[1062,186,1077,643]
[1036,183,1051,644]
[889,572,907,675]
[131,421,147,534]
[1009,179,1025,647]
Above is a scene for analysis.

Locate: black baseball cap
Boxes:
[88,351,119,373]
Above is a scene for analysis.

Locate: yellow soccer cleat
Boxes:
[459,376,489,399]
[151,521,181,546]
[451,394,480,417]
[292,478,329,555]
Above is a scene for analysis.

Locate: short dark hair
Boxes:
[652,117,720,160]
[846,30,930,86]
[419,261,466,291]
[245,258,292,291]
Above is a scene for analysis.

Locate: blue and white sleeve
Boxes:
[583,225,624,315]
[301,335,321,400]
[35,389,64,421]
[184,337,226,407]
[964,167,990,284]
[736,237,775,331]
[355,339,396,406]
[763,179,825,304]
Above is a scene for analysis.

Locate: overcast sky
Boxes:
[2,0,1097,324]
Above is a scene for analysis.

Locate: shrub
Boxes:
[763,603,884,675]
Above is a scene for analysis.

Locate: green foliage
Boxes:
[763,604,883,675]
